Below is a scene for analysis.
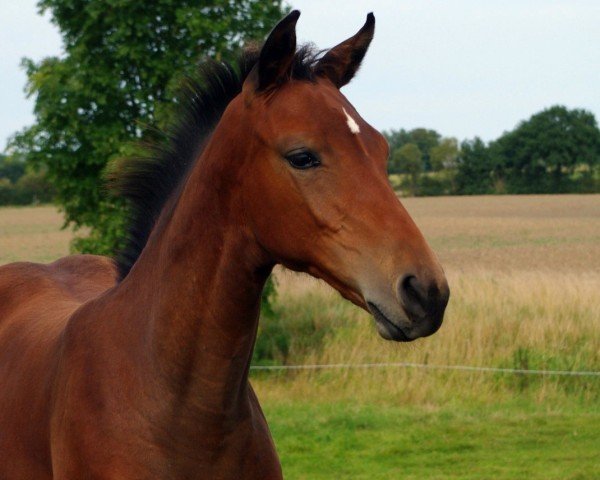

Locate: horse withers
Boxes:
[0,11,448,479]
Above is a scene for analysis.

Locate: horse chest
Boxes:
[49,378,282,479]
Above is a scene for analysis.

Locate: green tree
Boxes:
[393,143,423,195]
[385,128,410,174]
[455,137,496,194]
[0,153,26,184]
[15,171,55,204]
[0,152,54,205]
[410,128,441,170]
[430,137,459,172]
[384,128,411,153]
[494,105,600,193]
[384,128,440,173]
[12,0,287,254]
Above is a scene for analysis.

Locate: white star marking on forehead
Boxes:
[342,107,360,135]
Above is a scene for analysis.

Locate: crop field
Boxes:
[0,205,71,264]
[1,195,599,479]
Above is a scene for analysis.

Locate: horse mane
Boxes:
[112,45,320,280]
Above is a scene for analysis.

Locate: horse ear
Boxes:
[255,10,300,91]
[315,13,375,89]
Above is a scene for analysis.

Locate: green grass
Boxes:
[264,400,600,479]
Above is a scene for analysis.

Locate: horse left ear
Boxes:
[254,10,300,91]
[315,13,375,88]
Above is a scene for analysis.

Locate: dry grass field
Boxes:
[2,194,598,270]
[258,270,599,404]
[401,194,600,273]
[0,205,71,264]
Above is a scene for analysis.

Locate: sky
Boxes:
[1,0,599,150]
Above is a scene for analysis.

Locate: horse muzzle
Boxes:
[367,273,449,342]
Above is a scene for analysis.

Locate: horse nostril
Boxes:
[399,273,450,321]
[399,275,428,317]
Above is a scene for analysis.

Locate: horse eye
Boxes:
[285,150,321,170]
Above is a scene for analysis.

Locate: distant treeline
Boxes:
[385,105,600,196]
[2,104,598,206]
[0,154,54,205]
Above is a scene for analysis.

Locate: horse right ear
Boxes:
[250,10,300,92]
[315,13,375,89]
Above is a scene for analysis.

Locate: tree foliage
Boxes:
[455,137,496,194]
[383,106,599,196]
[0,153,54,205]
[384,128,441,173]
[430,137,459,172]
[454,106,600,195]
[0,153,26,184]
[12,0,287,254]
[493,106,600,193]
[393,143,422,195]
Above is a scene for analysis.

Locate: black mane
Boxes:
[112,46,319,280]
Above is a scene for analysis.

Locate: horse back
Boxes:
[0,254,117,478]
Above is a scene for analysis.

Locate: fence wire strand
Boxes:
[250,362,600,377]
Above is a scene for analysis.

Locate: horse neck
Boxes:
[114,120,271,419]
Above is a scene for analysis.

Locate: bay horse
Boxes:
[0,11,449,479]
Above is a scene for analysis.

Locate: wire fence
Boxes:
[250,362,600,377]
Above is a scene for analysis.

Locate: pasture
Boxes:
[1,195,599,479]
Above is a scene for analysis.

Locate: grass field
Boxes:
[0,205,71,263]
[1,195,599,478]
[266,402,599,479]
